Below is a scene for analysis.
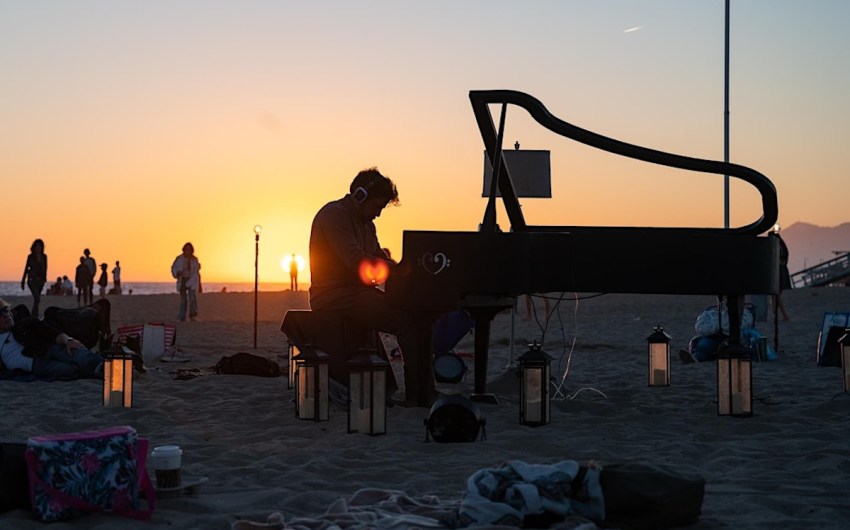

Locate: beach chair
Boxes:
[116,323,179,361]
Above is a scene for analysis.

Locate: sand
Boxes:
[1,287,849,529]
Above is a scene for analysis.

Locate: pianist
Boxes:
[308,167,435,406]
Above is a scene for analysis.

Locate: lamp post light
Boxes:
[838,329,850,393]
[103,343,134,408]
[517,341,553,427]
[647,325,671,387]
[347,348,389,435]
[253,225,262,350]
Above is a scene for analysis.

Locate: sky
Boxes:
[3,1,848,285]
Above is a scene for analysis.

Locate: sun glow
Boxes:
[281,254,306,273]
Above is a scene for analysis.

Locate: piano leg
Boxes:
[725,294,745,346]
[407,313,438,407]
[466,305,510,404]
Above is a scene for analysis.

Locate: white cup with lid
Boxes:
[151,445,182,489]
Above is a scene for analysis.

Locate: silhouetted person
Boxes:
[171,242,201,321]
[289,254,298,291]
[75,257,92,306]
[112,260,122,294]
[47,277,63,296]
[21,239,48,318]
[82,248,96,304]
[97,263,108,298]
[309,167,434,406]
[62,275,73,296]
[776,231,791,321]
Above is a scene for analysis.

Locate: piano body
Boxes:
[385,90,779,403]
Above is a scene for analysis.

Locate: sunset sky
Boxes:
[3,1,848,285]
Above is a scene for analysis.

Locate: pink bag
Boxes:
[25,426,155,522]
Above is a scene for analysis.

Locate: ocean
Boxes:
[0,281,297,297]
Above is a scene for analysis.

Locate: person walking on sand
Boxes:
[21,239,48,318]
[171,242,201,321]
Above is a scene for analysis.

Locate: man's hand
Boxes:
[57,334,84,354]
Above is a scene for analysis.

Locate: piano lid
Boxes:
[469,89,778,237]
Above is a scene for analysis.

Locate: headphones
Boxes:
[352,186,370,204]
[352,176,380,204]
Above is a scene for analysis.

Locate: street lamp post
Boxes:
[253,225,262,349]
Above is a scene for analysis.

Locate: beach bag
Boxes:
[694,304,754,337]
[600,463,705,530]
[117,323,177,361]
[0,442,31,513]
[24,426,155,522]
[214,352,281,377]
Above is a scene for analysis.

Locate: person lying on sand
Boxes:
[0,298,102,381]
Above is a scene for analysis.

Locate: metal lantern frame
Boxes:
[287,341,301,390]
[103,346,134,408]
[517,341,553,427]
[295,347,329,421]
[647,325,671,387]
[346,350,389,435]
[839,330,850,393]
[716,345,753,417]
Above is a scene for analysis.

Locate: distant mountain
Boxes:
[781,222,850,274]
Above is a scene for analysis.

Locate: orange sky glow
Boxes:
[3,2,848,286]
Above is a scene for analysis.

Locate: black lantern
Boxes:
[295,346,329,421]
[647,325,671,387]
[103,344,134,408]
[716,345,753,417]
[346,349,389,435]
[287,341,301,390]
[517,341,553,427]
[839,330,850,393]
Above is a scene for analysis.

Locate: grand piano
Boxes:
[386,90,779,404]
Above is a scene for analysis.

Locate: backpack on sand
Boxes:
[214,353,281,377]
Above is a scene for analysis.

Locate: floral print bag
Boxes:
[24,425,155,522]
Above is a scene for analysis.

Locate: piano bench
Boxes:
[280,309,383,386]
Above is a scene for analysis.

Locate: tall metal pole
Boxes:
[253,225,261,349]
[724,0,731,228]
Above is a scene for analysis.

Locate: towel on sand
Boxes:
[459,460,604,528]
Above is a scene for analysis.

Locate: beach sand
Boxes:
[1,287,849,529]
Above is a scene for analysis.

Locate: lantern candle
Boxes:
[347,349,389,435]
[647,325,671,387]
[517,341,553,427]
[103,344,134,408]
[296,347,329,421]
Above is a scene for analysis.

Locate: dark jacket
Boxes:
[308,194,388,311]
[11,317,61,358]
